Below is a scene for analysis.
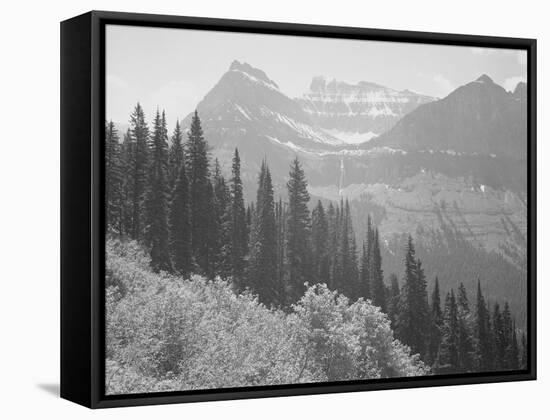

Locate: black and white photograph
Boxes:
[103,23,530,396]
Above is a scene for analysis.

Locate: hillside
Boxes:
[105,239,428,395]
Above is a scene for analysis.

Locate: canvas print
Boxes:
[104,24,528,395]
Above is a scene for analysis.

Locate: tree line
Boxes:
[105,104,527,373]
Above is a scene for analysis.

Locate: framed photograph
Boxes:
[60,11,536,408]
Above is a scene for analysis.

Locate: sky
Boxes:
[106,24,527,127]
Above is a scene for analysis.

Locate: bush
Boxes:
[106,239,428,395]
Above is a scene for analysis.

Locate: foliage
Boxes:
[106,239,428,395]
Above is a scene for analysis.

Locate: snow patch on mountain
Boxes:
[324,129,378,144]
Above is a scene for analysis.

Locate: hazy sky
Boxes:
[106,24,527,126]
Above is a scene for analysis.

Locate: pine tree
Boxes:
[520,332,528,369]
[492,303,505,370]
[120,129,134,237]
[427,277,443,367]
[474,280,492,371]
[438,290,459,373]
[229,148,248,283]
[167,119,184,192]
[326,202,338,291]
[169,156,192,276]
[128,103,149,240]
[212,159,232,279]
[144,110,171,272]
[105,121,123,234]
[457,283,474,372]
[246,161,281,306]
[275,198,287,294]
[185,111,213,276]
[359,242,371,300]
[339,200,359,299]
[395,235,429,358]
[387,273,400,326]
[286,157,311,303]
[505,321,520,370]
[311,200,330,285]
[369,228,386,311]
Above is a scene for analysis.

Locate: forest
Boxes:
[105,104,527,393]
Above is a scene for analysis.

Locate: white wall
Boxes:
[0,0,546,417]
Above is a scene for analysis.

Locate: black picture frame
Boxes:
[60,10,537,409]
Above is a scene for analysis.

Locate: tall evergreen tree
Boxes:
[438,290,459,373]
[520,332,528,369]
[286,157,312,303]
[505,321,520,370]
[311,200,330,285]
[359,215,374,300]
[212,159,232,279]
[427,277,443,367]
[246,161,281,306]
[474,280,492,371]
[339,200,359,299]
[387,273,400,326]
[119,129,134,237]
[229,148,248,283]
[167,119,184,192]
[185,111,213,276]
[492,303,505,370]
[169,157,192,276]
[105,120,123,233]
[395,235,429,358]
[326,202,338,291]
[128,103,149,240]
[369,228,386,311]
[144,110,171,272]
[457,282,474,372]
[275,198,287,294]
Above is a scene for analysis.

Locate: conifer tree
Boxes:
[185,111,213,275]
[427,277,443,366]
[167,119,184,192]
[275,198,287,292]
[369,228,386,311]
[438,290,459,373]
[212,159,232,279]
[326,202,338,290]
[286,157,312,303]
[144,110,171,272]
[359,242,371,300]
[457,282,474,372]
[359,216,374,300]
[128,103,149,240]
[105,121,123,233]
[169,157,192,276]
[247,161,280,306]
[340,200,359,299]
[387,273,400,326]
[492,303,505,370]
[520,333,528,369]
[395,235,429,358]
[505,321,520,370]
[311,200,330,285]
[120,129,134,236]
[474,280,492,371]
[229,148,247,283]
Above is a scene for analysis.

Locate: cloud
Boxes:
[107,74,129,90]
[433,74,455,97]
[502,75,526,92]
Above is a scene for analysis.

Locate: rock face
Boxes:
[181,61,528,322]
[296,76,435,143]
[369,74,527,159]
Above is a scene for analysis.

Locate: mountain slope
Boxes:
[369,75,527,158]
[297,76,435,142]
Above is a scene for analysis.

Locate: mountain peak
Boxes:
[476,74,494,84]
[228,60,279,89]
